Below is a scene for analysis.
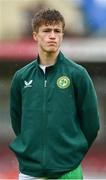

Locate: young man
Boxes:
[9,9,100,179]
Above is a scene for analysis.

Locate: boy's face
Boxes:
[33,22,64,53]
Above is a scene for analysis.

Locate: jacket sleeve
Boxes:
[10,71,22,136]
[75,68,100,148]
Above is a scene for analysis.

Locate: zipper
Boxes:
[44,80,47,88]
[42,69,48,167]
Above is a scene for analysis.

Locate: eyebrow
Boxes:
[42,27,62,30]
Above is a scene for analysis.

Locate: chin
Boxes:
[46,48,58,53]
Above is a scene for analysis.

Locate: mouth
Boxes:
[48,41,56,44]
[47,42,57,46]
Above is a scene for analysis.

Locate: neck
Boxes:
[38,50,59,65]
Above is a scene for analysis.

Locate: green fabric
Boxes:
[59,165,83,179]
[9,52,99,178]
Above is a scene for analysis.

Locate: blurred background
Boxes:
[0,0,106,179]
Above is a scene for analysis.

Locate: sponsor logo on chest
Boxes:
[24,80,33,88]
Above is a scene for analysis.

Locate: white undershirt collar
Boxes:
[39,64,54,74]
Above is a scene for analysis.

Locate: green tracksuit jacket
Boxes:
[9,52,100,178]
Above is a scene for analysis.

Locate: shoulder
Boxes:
[61,52,87,76]
[17,59,37,76]
[12,59,37,81]
[60,53,92,86]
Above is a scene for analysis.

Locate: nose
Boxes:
[49,30,56,39]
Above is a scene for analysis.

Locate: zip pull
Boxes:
[44,80,47,87]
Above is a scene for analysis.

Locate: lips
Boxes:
[47,42,57,46]
[48,41,56,44]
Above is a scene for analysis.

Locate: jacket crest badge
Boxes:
[57,76,70,89]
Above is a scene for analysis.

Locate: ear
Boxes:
[32,32,38,41]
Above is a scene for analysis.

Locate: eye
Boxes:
[43,29,51,32]
[54,29,61,33]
